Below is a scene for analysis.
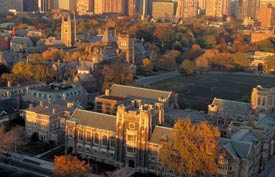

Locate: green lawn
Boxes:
[148,73,275,110]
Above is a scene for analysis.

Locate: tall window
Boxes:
[110,137,116,148]
[102,135,108,146]
[86,132,92,143]
[93,133,99,145]
[78,130,84,141]
[126,146,136,153]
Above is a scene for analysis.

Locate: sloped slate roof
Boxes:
[212,98,250,116]
[219,138,253,160]
[110,84,172,102]
[149,126,173,145]
[71,109,116,132]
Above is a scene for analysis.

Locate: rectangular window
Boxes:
[86,132,92,143]
[93,133,99,145]
[129,123,135,130]
[78,130,84,141]
[110,137,116,148]
[127,135,136,142]
[85,147,90,153]
[150,165,155,170]
[126,146,135,153]
[109,152,114,158]
[101,150,106,156]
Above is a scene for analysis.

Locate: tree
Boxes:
[0,125,26,152]
[231,52,250,70]
[265,55,275,73]
[32,64,53,82]
[141,58,153,72]
[53,155,90,177]
[180,59,196,75]
[12,62,33,81]
[195,56,209,71]
[153,25,175,50]
[159,119,220,176]
[256,39,275,52]
[27,53,45,64]
[102,62,134,85]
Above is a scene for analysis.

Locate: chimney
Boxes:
[52,108,56,115]
[7,81,11,88]
[29,103,33,109]
[40,101,43,107]
[105,89,110,96]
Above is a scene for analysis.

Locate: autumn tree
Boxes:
[195,56,209,72]
[0,125,26,153]
[159,119,220,176]
[32,64,53,82]
[265,55,275,73]
[153,25,175,50]
[231,52,250,70]
[102,62,134,90]
[256,38,275,52]
[53,155,90,177]
[141,57,153,72]
[27,53,45,64]
[180,59,196,75]
[12,62,33,82]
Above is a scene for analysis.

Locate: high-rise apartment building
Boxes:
[76,0,94,15]
[205,0,231,19]
[38,0,54,12]
[152,1,175,19]
[23,0,38,12]
[94,0,125,15]
[237,0,260,19]
[58,0,76,11]
[176,0,198,19]
[260,0,275,6]
[258,3,275,27]
[0,0,24,12]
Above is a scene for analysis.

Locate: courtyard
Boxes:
[148,73,275,110]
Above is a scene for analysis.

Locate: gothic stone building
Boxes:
[65,103,176,176]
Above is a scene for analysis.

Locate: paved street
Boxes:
[0,163,43,177]
[136,70,180,86]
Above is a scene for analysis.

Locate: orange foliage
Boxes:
[53,155,90,177]
[159,119,220,175]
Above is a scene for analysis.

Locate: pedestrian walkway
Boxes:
[35,145,63,158]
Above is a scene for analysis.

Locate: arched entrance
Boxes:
[258,63,263,72]
[128,160,135,168]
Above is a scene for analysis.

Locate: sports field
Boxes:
[148,73,275,110]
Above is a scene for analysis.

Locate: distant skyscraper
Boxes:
[38,0,54,12]
[23,0,38,12]
[0,0,24,12]
[260,0,275,6]
[258,3,275,27]
[205,0,231,19]
[77,0,94,15]
[176,0,198,19]
[94,0,125,14]
[58,0,76,10]
[152,1,175,19]
[237,0,260,19]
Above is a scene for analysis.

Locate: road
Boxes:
[136,70,180,86]
[0,163,43,177]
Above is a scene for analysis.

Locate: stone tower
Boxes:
[61,13,76,47]
[117,34,135,64]
[116,103,154,169]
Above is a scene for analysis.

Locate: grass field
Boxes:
[148,73,275,111]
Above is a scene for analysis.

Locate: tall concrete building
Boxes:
[94,0,125,15]
[176,0,198,19]
[0,0,24,12]
[38,0,54,12]
[128,0,143,16]
[237,0,260,19]
[205,0,231,19]
[58,0,76,10]
[76,0,94,15]
[260,0,275,6]
[23,0,38,12]
[258,3,275,28]
[152,1,176,19]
